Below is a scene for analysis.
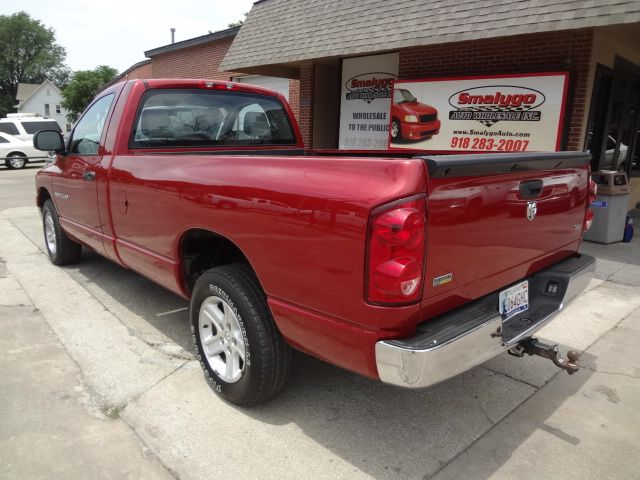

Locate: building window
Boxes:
[55,104,61,114]
[585,61,640,177]
[44,104,50,116]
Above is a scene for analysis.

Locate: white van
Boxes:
[0,113,62,142]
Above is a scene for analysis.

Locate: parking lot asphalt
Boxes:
[1,166,640,480]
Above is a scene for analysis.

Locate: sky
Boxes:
[1,0,256,73]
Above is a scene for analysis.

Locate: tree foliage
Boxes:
[0,11,69,117]
[61,66,118,122]
[228,12,248,28]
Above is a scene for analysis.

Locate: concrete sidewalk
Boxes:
[0,262,174,479]
[1,203,640,480]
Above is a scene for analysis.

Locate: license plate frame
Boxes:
[499,280,529,320]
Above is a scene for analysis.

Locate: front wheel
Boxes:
[390,119,401,141]
[190,264,292,406]
[42,199,82,265]
[5,153,27,169]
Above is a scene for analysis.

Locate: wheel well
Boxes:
[37,187,51,208]
[7,151,27,158]
[180,229,253,294]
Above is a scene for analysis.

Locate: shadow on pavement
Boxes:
[73,250,192,352]
[236,350,593,479]
[14,218,595,479]
[60,249,594,479]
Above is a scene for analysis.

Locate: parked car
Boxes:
[586,132,629,172]
[390,88,441,142]
[604,135,628,172]
[0,114,62,142]
[34,78,595,406]
[0,132,52,169]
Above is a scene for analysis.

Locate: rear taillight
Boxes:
[584,178,597,231]
[588,178,597,204]
[584,209,594,230]
[366,195,427,305]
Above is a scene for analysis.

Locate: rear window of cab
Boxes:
[130,89,297,149]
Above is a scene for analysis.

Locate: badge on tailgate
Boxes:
[499,280,529,320]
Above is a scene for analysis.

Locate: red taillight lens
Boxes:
[584,178,597,231]
[366,196,427,305]
[374,208,425,248]
[588,179,597,205]
[584,209,594,231]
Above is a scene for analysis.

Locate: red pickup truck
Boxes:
[390,87,441,142]
[34,79,596,406]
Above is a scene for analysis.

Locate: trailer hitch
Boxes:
[508,338,580,374]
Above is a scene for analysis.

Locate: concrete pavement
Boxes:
[1,166,640,479]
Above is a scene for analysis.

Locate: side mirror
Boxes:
[33,130,65,153]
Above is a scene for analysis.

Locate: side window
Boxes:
[23,121,62,134]
[0,122,20,135]
[0,136,8,143]
[70,94,114,155]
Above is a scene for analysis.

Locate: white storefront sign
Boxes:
[339,53,399,150]
[389,72,569,152]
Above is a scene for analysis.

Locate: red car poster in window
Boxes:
[388,72,569,153]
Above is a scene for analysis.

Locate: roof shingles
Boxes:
[222,0,640,70]
[16,83,40,102]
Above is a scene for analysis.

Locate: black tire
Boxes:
[391,119,401,142]
[42,199,82,265]
[190,264,292,406]
[5,153,27,169]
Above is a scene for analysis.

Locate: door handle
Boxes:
[519,179,543,199]
[83,171,96,181]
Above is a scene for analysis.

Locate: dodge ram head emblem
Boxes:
[526,201,537,221]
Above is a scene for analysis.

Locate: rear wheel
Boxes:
[5,153,27,169]
[190,264,292,406]
[42,199,82,265]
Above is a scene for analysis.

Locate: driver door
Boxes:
[51,93,115,254]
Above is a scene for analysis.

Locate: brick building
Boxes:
[113,27,300,117]
[115,59,153,82]
[221,0,640,208]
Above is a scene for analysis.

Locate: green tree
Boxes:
[61,66,118,122]
[0,11,69,117]
[228,12,248,28]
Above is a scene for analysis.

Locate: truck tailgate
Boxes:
[419,152,591,318]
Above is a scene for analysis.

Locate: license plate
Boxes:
[499,281,529,319]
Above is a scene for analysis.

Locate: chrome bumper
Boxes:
[375,254,596,388]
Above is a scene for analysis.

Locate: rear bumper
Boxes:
[375,254,596,388]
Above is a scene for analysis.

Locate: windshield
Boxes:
[394,89,417,104]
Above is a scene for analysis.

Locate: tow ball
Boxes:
[508,338,580,375]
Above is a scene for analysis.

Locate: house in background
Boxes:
[14,80,71,131]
